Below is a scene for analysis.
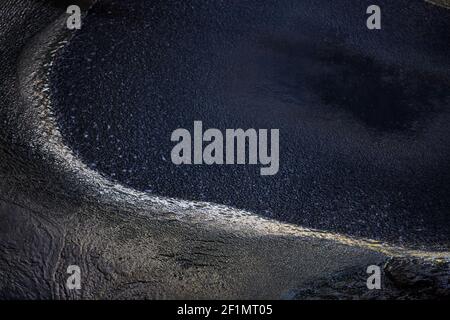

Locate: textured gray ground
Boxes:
[0,0,448,300]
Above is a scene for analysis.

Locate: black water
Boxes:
[51,0,450,245]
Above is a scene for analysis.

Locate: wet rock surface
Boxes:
[385,257,450,297]
[292,257,450,299]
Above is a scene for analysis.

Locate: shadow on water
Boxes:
[261,37,450,132]
[310,50,449,131]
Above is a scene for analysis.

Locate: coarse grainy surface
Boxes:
[52,0,450,245]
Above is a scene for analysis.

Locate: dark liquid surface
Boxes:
[51,0,450,245]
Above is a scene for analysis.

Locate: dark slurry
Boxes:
[51,0,450,245]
